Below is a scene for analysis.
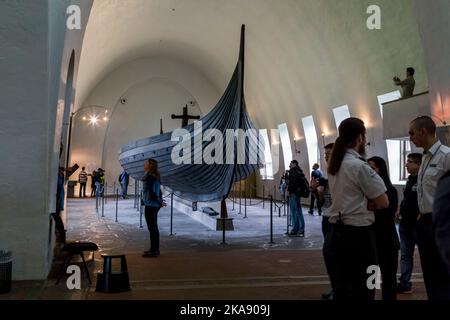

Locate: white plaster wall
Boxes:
[0,0,92,280]
[70,57,219,189]
[414,0,450,124]
[75,0,429,183]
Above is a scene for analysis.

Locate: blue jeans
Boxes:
[289,194,305,233]
[399,223,416,287]
[121,182,128,198]
[95,182,104,198]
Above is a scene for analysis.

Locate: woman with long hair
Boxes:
[141,159,165,257]
[327,117,389,301]
[367,156,399,300]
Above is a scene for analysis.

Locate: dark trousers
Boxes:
[79,182,86,198]
[416,214,450,300]
[322,216,337,290]
[144,206,160,253]
[309,194,322,214]
[91,185,96,197]
[399,223,417,287]
[376,239,398,300]
[331,224,378,301]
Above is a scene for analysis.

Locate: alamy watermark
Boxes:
[68,5,380,31]
[66,265,81,290]
[170,121,281,175]
[367,5,381,30]
[66,5,81,30]
[366,265,382,290]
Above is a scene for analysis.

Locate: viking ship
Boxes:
[118,25,263,203]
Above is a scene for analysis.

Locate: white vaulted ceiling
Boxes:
[76,0,427,133]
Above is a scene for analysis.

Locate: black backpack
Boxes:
[296,172,310,198]
[289,167,310,198]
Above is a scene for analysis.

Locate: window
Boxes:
[259,129,274,180]
[378,91,401,118]
[400,140,411,181]
[332,105,350,129]
[377,91,408,185]
[278,123,293,172]
[301,116,319,172]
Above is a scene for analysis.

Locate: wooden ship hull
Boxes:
[118,25,263,202]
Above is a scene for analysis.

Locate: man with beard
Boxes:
[327,117,389,301]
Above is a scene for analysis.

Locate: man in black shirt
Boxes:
[397,153,422,293]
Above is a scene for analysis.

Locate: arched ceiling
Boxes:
[76,0,426,132]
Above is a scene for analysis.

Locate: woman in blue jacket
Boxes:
[141,159,165,257]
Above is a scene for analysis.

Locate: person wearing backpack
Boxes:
[287,160,308,237]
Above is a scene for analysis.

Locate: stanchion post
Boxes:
[105,181,107,204]
[220,199,227,245]
[139,198,143,229]
[137,182,141,212]
[115,187,119,222]
[134,182,137,208]
[232,183,235,211]
[244,179,247,219]
[262,184,265,209]
[239,180,242,214]
[286,196,290,234]
[222,215,226,244]
[269,195,274,244]
[170,193,174,236]
[101,191,105,217]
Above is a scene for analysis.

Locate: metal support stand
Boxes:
[232,183,235,211]
[220,200,227,245]
[239,180,242,214]
[101,192,105,217]
[139,201,143,229]
[134,183,137,208]
[244,180,247,219]
[170,193,175,236]
[286,196,290,234]
[137,183,141,212]
[115,187,119,222]
[269,195,274,244]
[262,185,265,209]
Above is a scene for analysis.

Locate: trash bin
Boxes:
[0,250,12,294]
[67,180,77,198]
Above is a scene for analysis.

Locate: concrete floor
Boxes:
[1,197,427,300]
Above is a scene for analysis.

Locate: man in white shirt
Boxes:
[78,166,88,198]
[433,172,450,278]
[408,115,450,300]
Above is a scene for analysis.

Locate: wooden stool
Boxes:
[96,254,130,293]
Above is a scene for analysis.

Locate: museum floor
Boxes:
[1,197,426,300]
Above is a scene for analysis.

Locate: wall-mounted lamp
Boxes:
[66,105,109,166]
[294,138,301,154]
[321,132,326,146]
